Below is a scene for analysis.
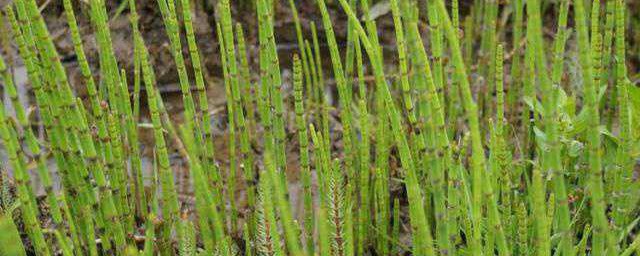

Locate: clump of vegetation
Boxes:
[0,0,639,255]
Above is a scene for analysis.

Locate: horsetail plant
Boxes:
[0,0,639,255]
[293,54,314,256]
